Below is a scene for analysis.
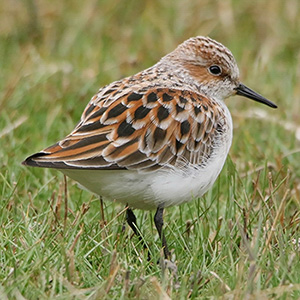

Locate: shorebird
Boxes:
[23,36,277,259]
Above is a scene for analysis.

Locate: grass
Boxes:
[1,0,300,299]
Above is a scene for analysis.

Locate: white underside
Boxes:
[62,104,233,210]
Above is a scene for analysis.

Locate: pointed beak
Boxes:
[235,83,277,108]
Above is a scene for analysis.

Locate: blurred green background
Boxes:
[0,0,299,299]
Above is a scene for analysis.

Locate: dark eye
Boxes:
[208,65,222,76]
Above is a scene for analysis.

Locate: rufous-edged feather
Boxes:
[23,86,226,172]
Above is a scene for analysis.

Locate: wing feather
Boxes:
[23,85,227,171]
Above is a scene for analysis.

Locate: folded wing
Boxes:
[23,85,225,171]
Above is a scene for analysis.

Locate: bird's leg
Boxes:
[99,196,106,227]
[154,207,170,260]
[126,207,140,236]
[126,207,150,260]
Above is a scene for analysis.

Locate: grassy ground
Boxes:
[1,0,300,299]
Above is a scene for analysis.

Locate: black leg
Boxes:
[126,207,151,260]
[126,207,140,236]
[154,207,170,260]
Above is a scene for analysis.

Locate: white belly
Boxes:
[61,126,232,210]
[61,101,233,210]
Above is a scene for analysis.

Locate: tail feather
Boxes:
[22,152,70,169]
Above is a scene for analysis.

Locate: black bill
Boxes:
[235,83,277,108]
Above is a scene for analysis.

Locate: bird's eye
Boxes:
[208,65,222,76]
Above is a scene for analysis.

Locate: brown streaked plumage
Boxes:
[23,36,277,259]
[27,88,224,171]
